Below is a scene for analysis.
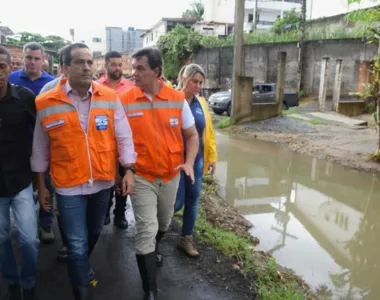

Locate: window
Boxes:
[93,51,102,57]
[248,14,254,23]
[92,37,102,43]
[261,85,273,93]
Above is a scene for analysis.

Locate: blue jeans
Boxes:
[0,184,39,289]
[174,155,204,236]
[56,188,111,286]
[39,171,55,229]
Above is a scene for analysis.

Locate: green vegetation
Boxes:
[158,17,373,78]
[177,178,315,300]
[216,117,231,129]
[182,1,204,21]
[345,0,380,159]
[6,32,66,52]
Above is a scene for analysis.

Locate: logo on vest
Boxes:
[95,115,109,131]
[169,117,179,127]
[46,119,65,129]
[127,112,144,117]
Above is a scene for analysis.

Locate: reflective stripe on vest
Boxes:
[123,100,184,112]
[38,100,117,119]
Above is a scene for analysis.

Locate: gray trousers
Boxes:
[131,174,180,255]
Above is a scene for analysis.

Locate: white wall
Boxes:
[204,0,235,24]
[192,23,229,36]
[143,21,167,47]
[307,0,378,20]
[75,27,106,55]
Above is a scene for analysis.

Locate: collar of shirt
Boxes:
[135,80,182,101]
[20,69,51,82]
[63,80,92,100]
[1,83,20,102]
[97,76,134,93]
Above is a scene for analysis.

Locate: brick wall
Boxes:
[92,54,132,75]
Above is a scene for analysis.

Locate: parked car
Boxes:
[208,83,299,116]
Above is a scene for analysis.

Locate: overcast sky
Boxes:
[1,0,193,40]
[2,0,378,41]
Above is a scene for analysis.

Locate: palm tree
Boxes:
[182,1,204,21]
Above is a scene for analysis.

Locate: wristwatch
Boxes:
[124,165,136,174]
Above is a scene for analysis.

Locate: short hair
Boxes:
[0,46,11,64]
[105,51,122,63]
[132,47,162,77]
[57,46,67,66]
[62,43,89,66]
[23,42,45,55]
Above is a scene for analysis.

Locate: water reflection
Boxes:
[214,133,380,300]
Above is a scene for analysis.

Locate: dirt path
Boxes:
[213,100,380,174]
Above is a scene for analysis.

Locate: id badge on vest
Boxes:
[95,115,108,131]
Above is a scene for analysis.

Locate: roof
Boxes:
[0,26,14,36]
[141,17,197,37]
[194,21,234,26]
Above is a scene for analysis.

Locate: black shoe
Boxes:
[104,214,111,226]
[72,285,92,300]
[22,287,38,300]
[136,252,157,300]
[6,284,22,300]
[114,215,128,229]
[155,231,166,267]
[57,245,68,263]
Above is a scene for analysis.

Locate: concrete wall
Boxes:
[193,38,378,96]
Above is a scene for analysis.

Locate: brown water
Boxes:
[214,131,380,300]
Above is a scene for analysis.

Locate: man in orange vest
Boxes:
[119,47,199,300]
[31,43,136,300]
[97,50,134,229]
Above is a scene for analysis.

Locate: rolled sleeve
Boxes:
[114,97,137,166]
[30,117,50,172]
[182,99,195,130]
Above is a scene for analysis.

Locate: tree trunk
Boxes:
[377,97,380,156]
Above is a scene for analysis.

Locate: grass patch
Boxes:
[283,108,301,115]
[192,209,311,300]
[177,177,316,300]
[305,119,328,125]
[216,117,231,129]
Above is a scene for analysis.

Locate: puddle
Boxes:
[214,131,380,300]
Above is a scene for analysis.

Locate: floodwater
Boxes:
[213,131,380,300]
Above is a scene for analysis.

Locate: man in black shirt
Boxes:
[0,46,40,300]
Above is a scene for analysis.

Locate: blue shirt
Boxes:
[8,69,54,96]
[183,97,205,157]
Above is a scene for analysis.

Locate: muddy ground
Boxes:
[197,177,318,299]
[213,99,380,174]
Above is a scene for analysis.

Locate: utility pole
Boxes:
[297,0,307,92]
[231,0,245,125]
[254,0,259,30]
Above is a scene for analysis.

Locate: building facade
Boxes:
[106,27,145,53]
[141,17,197,47]
[204,0,302,32]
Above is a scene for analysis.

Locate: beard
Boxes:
[108,71,122,80]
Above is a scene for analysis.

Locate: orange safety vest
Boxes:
[35,78,118,188]
[119,84,185,182]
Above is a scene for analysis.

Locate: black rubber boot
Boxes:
[136,252,158,300]
[6,284,22,300]
[22,287,38,300]
[72,285,93,300]
[155,231,166,267]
